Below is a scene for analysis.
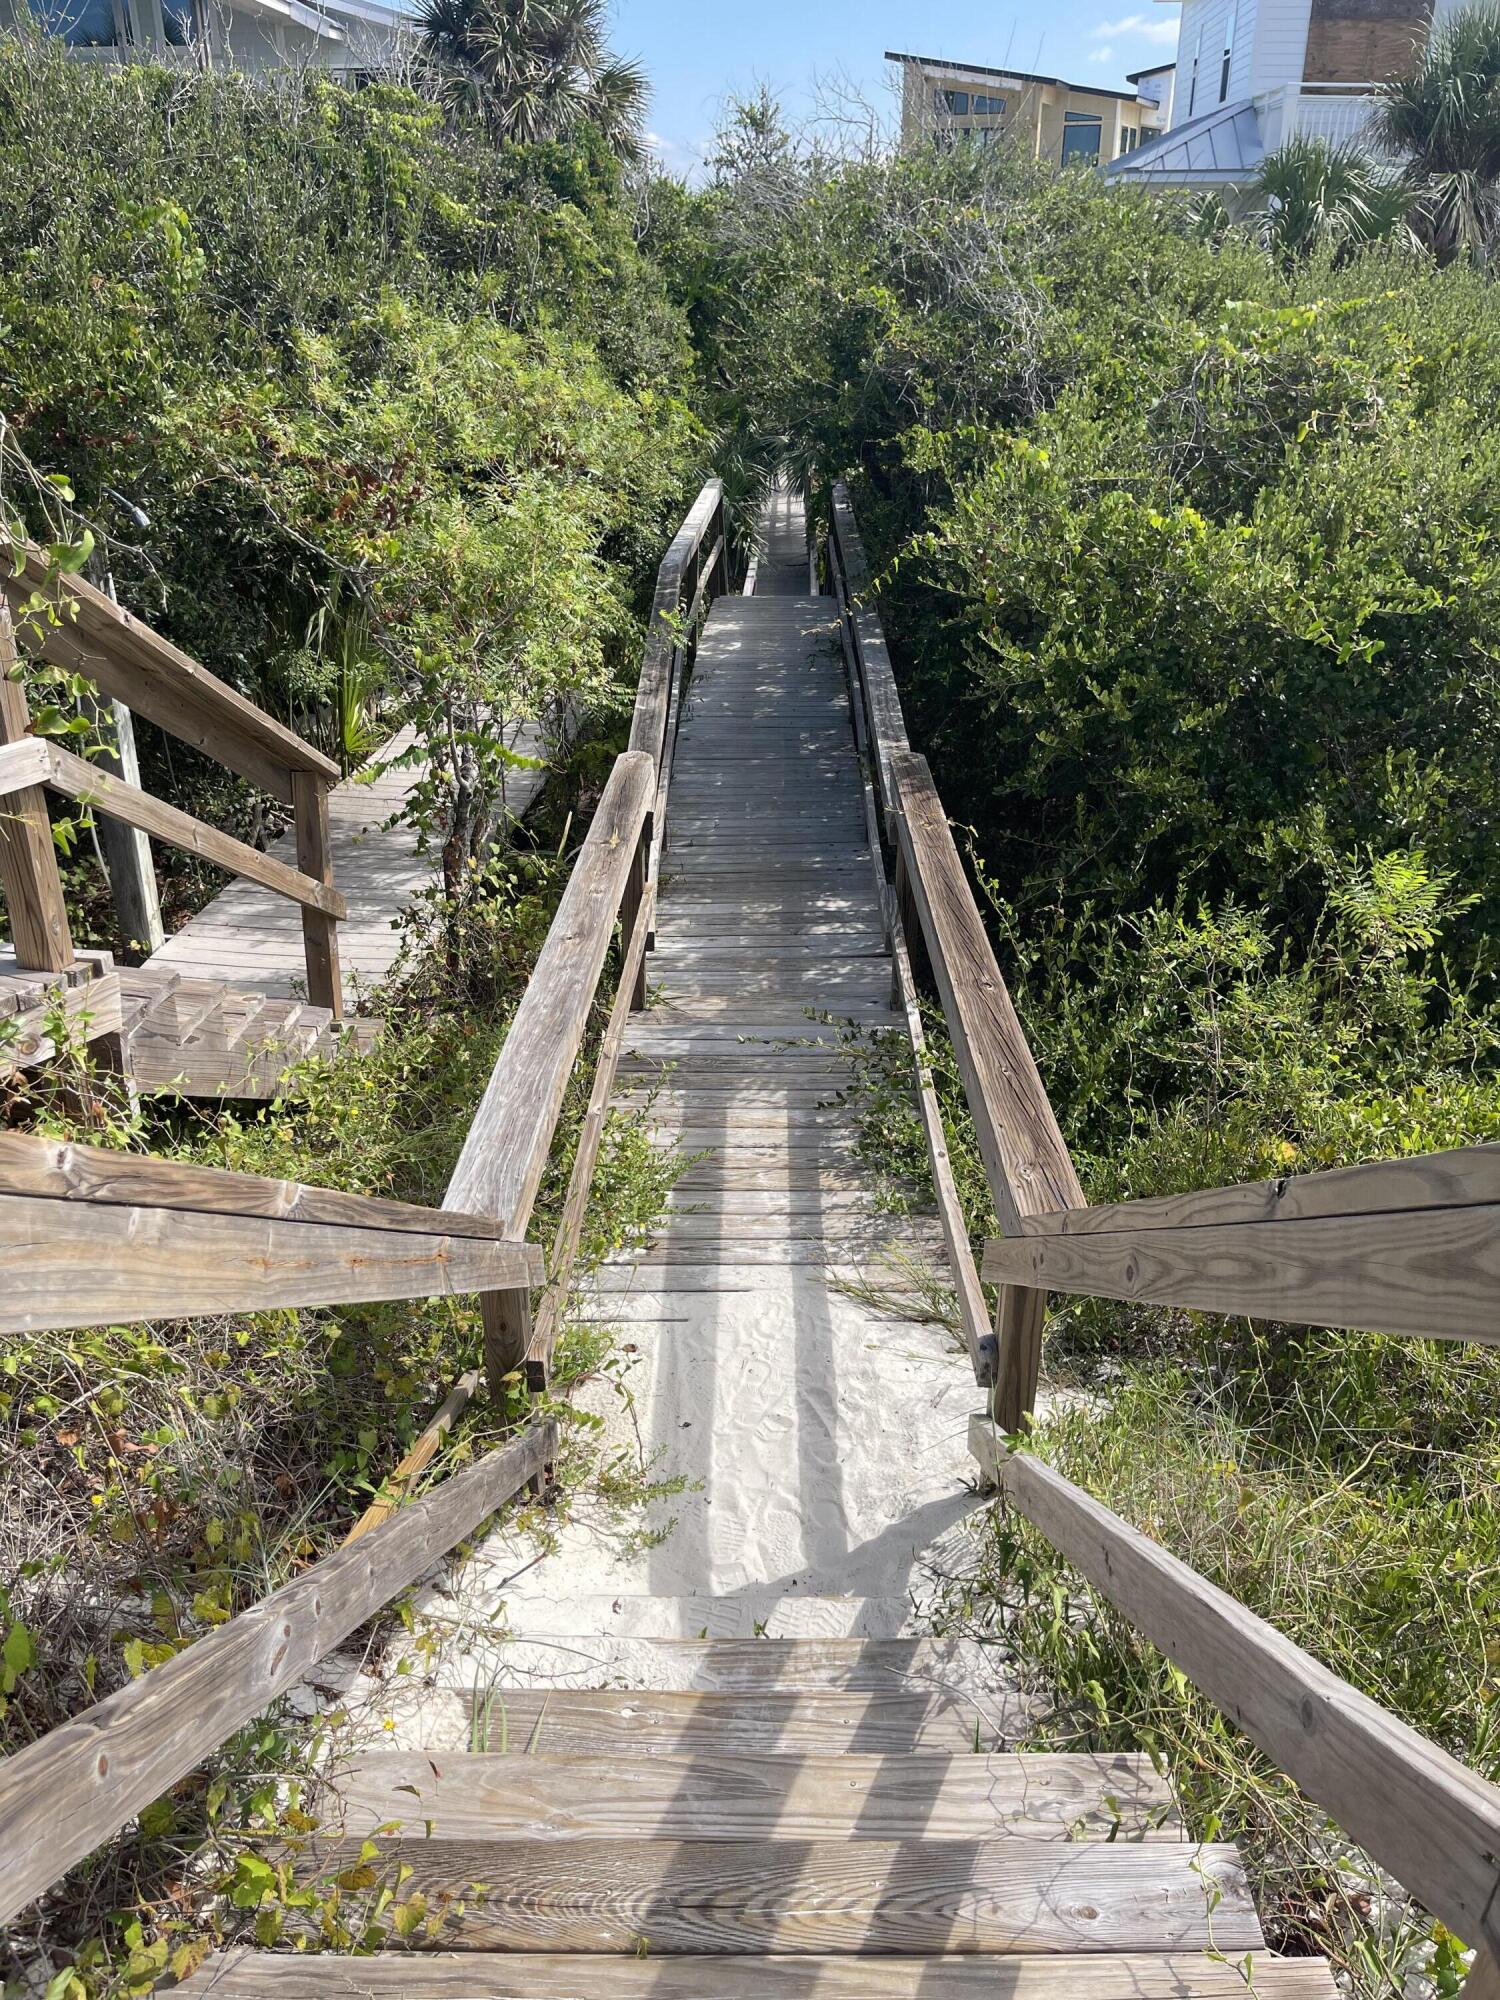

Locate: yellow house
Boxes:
[888,49,1159,166]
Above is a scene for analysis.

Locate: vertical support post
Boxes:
[0,609,74,973]
[620,818,649,1011]
[480,1288,532,1404]
[1464,1957,1500,2000]
[992,1285,1048,1436]
[82,688,165,958]
[292,770,343,1019]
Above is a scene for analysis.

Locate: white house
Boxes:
[1105,0,1435,192]
[6,0,413,77]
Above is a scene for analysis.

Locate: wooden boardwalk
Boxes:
[147,722,547,1010]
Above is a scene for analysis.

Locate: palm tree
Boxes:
[418,0,648,159]
[1247,135,1415,263]
[1373,0,1500,261]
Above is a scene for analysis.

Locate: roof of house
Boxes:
[1126,61,1176,81]
[1103,95,1264,182]
[884,49,1146,104]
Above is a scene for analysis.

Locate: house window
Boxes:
[1118,125,1140,154]
[939,88,971,114]
[1061,111,1103,163]
[970,93,1006,113]
[162,0,197,43]
[32,0,125,43]
[1220,7,1236,101]
[1188,25,1202,115]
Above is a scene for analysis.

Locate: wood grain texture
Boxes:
[172,1949,1339,1998]
[891,752,1082,1237]
[325,1750,1178,1843]
[444,753,653,1232]
[982,1202,1500,1344]
[0,735,52,795]
[0,536,338,802]
[293,770,343,1019]
[969,1418,1500,1955]
[0,617,74,971]
[1021,1144,1500,1236]
[471,1639,1005,1694]
[41,742,345,917]
[0,1131,520,1239]
[525,881,654,1388]
[0,1190,542,1334]
[0,1421,556,1926]
[458,1688,1034,1755]
[627,481,724,777]
[292,1838,1259,1955]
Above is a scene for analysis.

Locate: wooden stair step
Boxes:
[324,1750,1177,1844]
[458,1687,1036,1755]
[464,1636,1003,1694]
[288,1838,1261,1955]
[173,1950,1340,1997]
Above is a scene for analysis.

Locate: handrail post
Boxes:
[991,1285,1048,1434]
[0,609,74,974]
[480,1288,531,1401]
[620,815,650,1011]
[292,769,343,1018]
[82,687,165,957]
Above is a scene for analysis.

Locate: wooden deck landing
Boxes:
[147,721,546,1009]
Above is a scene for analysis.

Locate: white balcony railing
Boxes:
[1255,81,1383,153]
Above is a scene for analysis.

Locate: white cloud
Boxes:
[1089,44,1115,60]
[1093,10,1181,42]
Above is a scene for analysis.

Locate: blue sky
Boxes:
[613,0,1183,174]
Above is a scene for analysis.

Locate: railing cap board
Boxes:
[0,1191,542,1335]
[444,750,654,1232]
[1020,1145,1500,1237]
[983,1199,1500,1346]
[890,748,1084,1234]
[1,538,340,804]
[0,1419,556,1926]
[627,481,724,773]
[0,1131,525,1240]
[970,1418,1500,1957]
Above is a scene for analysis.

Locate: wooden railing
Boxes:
[829,479,1500,1992]
[0,550,346,1013]
[0,479,731,1929]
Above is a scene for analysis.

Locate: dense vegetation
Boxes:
[4,24,1500,1997]
[659,110,1500,1993]
[0,36,700,1991]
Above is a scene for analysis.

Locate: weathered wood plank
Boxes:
[458,1687,1034,1755]
[0,616,74,972]
[969,1418,1500,1957]
[525,881,654,1388]
[0,1191,542,1334]
[173,1950,1340,1999]
[830,481,911,818]
[982,1201,1500,1344]
[40,741,345,918]
[0,735,52,796]
[470,1636,1002,1693]
[1,537,337,803]
[290,1838,1259,1955]
[628,481,724,777]
[0,1131,521,1240]
[1022,1145,1500,1237]
[326,1750,1178,1843]
[0,1420,556,1926]
[891,754,1081,1235]
[445,753,653,1234]
[292,770,343,1018]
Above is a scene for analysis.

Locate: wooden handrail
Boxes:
[1,1184,540,1336]
[828,485,1084,1419]
[983,1148,1500,1345]
[1,536,339,805]
[626,478,725,780]
[36,739,345,919]
[445,750,654,1392]
[969,1419,1500,1964]
[0,738,52,795]
[0,1417,555,1926]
